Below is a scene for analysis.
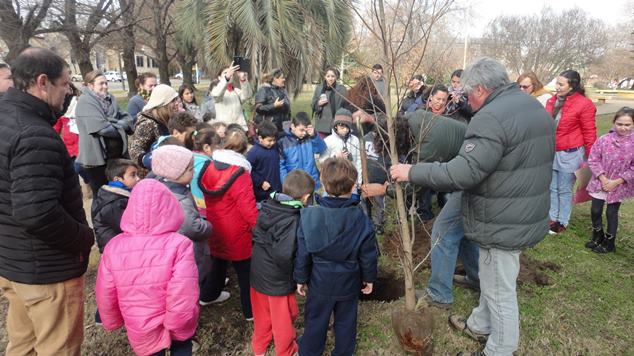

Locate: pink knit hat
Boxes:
[152,145,193,180]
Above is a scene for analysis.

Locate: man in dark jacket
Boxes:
[391,58,555,356]
[295,158,378,356]
[250,170,314,356]
[0,48,94,355]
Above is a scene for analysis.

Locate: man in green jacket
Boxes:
[391,58,555,356]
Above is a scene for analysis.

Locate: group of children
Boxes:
[91,107,379,356]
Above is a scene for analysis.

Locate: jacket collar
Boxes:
[478,82,518,112]
[2,87,58,125]
[316,195,358,208]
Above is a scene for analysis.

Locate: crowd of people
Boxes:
[0,47,632,356]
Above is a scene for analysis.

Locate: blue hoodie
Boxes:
[294,196,378,301]
[277,129,326,190]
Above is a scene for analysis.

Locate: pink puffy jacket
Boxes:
[95,179,200,356]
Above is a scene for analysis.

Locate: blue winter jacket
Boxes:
[247,140,282,202]
[277,129,326,189]
[294,196,378,301]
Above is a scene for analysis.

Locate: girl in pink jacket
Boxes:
[585,107,634,254]
[96,179,200,356]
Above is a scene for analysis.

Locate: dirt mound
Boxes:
[517,254,561,286]
[455,253,561,287]
[360,270,405,302]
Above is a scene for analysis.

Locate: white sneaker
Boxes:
[199,291,231,306]
[225,277,229,286]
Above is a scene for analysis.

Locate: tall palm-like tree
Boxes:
[177,0,351,96]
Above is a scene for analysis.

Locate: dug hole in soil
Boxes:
[383,224,562,287]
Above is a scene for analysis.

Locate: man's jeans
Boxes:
[549,169,576,226]
[467,248,521,356]
[426,192,479,304]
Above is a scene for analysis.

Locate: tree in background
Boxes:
[50,0,127,76]
[0,0,54,62]
[177,0,351,96]
[478,7,607,82]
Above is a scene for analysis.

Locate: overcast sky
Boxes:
[459,0,631,36]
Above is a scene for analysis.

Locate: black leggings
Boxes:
[590,198,621,236]
[81,165,108,194]
[200,257,252,318]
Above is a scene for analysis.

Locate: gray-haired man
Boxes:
[390,57,555,356]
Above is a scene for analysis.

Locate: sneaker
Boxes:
[453,275,480,291]
[414,289,451,310]
[246,317,254,322]
[94,310,103,326]
[199,291,231,306]
[225,277,229,286]
[448,314,489,344]
[548,221,566,235]
[456,352,486,356]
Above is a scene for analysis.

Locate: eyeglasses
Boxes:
[519,85,532,90]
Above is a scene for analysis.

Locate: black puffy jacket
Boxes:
[250,193,302,296]
[0,88,94,284]
[254,84,291,133]
[92,185,130,253]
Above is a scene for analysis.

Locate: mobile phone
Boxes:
[232,56,250,76]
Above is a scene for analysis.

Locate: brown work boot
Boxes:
[448,314,489,344]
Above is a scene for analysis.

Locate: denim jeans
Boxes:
[467,248,521,356]
[549,169,576,226]
[426,192,479,304]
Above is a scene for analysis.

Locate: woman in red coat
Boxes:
[199,130,258,320]
[545,70,597,234]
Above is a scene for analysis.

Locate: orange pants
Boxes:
[250,288,298,356]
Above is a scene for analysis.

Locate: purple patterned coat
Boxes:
[586,131,634,203]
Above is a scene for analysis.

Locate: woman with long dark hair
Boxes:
[311,66,347,137]
[179,83,202,120]
[545,69,597,234]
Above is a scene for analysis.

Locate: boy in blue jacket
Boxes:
[277,112,326,190]
[294,157,378,356]
[247,121,282,203]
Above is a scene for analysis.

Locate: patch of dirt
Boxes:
[517,254,561,286]
[360,270,405,302]
[382,223,433,270]
[455,253,561,287]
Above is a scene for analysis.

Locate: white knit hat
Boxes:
[142,84,178,112]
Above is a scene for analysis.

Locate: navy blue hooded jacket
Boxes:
[246,140,282,202]
[294,196,378,301]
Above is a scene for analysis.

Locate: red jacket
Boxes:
[201,160,258,261]
[53,116,79,157]
[545,92,597,155]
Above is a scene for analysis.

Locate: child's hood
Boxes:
[200,160,245,196]
[299,196,370,260]
[120,179,184,235]
[213,149,252,172]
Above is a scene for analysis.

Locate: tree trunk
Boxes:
[181,60,195,86]
[3,37,30,63]
[119,0,138,97]
[377,0,416,312]
[0,0,54,62]
[67,34,94,76]
[153,0,171,86]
